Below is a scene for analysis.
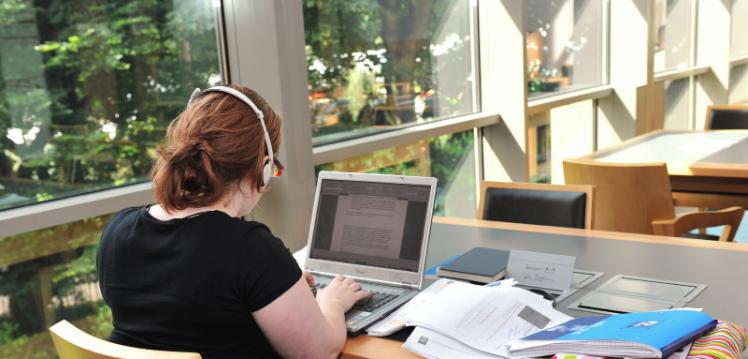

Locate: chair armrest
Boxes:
[652,206,745,242]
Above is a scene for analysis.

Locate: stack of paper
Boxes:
[400,279,572,358]
[367,278,517,337]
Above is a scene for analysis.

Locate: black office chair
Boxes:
[704,105,748,129]
[478,181,594,229]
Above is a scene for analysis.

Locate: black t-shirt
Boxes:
[97,206,302,359]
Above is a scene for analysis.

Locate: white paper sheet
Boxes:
[367,278,517,336]
[403,281,572,356]
[403,326,509,359]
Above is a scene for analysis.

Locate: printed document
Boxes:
[403,326,508,359]
[403,281,571,356]
[329,195,407,258]
[367,278,517,336]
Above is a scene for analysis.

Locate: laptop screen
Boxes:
[309,179,431,272]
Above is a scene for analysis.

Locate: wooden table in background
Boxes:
[341,216,748,358]
[580,129,748,209]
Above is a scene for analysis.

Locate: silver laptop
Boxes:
[304,171,436,334]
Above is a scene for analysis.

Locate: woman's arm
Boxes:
[253,275,369,358]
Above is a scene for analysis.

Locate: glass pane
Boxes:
[664,78,691,129]
[0,0,222,211]
[529,124,551,183]
[0,215,111,357]
[526,0,606,98]
[732,0,748,57]
[730,64,748,104]
[654,0,693,72]
[315,131,476,217]
[304,1,477,146]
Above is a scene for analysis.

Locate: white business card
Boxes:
[507,250,576,292]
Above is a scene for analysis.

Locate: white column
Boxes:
[598,0,652,148]
[550,100,595,184]
[223,0,315,250]
[694,0,731,129]
[478,0,528,182]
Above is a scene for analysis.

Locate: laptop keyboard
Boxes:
[353,292,399,312]
[313,283,401,313]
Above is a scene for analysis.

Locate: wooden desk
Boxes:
[579,129,748,208]
[342,216,748,359]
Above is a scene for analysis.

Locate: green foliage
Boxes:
[304,0,474,143]
[89,303,114,339]
[52,246,98,296]
[0,320,21,346]
[0,1,220,350]
[303,0,382,94]
[0,0,220,210]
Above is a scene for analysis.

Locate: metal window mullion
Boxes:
[470,0,481,120]
[690,0,699,69]
[688,0,698,130]
[471,0,483,206]
[215,0,231,83]
[688,74,697,129]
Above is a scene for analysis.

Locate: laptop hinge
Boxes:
[401,282,418,289]
[309,270,420,290]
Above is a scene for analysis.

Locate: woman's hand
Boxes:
[316,275,370,313]
[302,271,315,288]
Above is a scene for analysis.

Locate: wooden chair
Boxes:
[563,159,744,242]
[49,320,202,359]
[704,105,748,129]
[478,181,595,229]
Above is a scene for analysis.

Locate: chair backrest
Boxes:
[49,320,202,359]
[704,105,748,130]
[563,159,675,235]
[478,181,594,229]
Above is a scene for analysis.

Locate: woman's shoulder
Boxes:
[232,219,282,247]
[103,207,144,233]
[220,219,294,258]
[199,215,273,239]
[110,206,144,223]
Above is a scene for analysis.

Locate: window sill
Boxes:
[312,112,500,165]
[0,182,153,238]
[654,65,710,82]
[527,85,613,116]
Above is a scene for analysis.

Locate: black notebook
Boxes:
[437,247,510,283]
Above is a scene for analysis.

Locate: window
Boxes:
[654,0,694,72]
[303,0,477,146]
[664,78,691,129]
[0,0,222,211]
[732,0,748,58]
[528,123,551,183]
[730,64,748,104]
[526,0,606,98]
[0,0,222,354]
[0,214,111,356]
[315,130,477,218]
